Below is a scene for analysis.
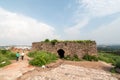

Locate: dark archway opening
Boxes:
[57,49,65,58]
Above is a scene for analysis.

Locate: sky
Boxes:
[0,0,120,45]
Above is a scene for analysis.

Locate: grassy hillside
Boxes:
[0,50,16,67]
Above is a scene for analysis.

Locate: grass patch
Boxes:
[0,50,16,60]
[98,53,120,65]
[83,54,98,61]
[0,53,11,67]
[0,49,16,67]
[110,68,117,73]
[64,54,81,61]
[28,51,58,67]
[115,58,120,68]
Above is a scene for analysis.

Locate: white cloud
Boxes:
[75,0,120,44]
[89,17,120,44]
[78,0,120,17]
[63,0,120,45]
[64,18,89,39]
[0,7,59,45]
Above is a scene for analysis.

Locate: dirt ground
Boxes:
[0,51,119,80]
[17,59,120,80]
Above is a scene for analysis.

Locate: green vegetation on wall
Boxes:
[50,39,58,45]
[44,39,50,42]
[43,39,94,44]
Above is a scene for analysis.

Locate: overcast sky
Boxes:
[0,0,120,45]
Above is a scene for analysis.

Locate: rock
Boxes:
[1,61,6,64]
[115,68,120,73]
[42,65,45,69]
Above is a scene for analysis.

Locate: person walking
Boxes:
[21,51,25,60]
[16,52,20,61]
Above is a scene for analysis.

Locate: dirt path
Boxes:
[0,52,35,80]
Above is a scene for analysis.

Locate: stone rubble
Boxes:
[25,64,118,80]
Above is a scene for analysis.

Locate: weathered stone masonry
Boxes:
[32,41,97,58]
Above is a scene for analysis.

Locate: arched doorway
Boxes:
[57,49,65,58]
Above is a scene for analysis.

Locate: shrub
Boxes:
[28,51,38,58]
[98,53,120,65]
[29,51,57,66]
[110,59,120,74]
[64,55,71,60]
[0,50,11,55]
[29,55,47,66]
[115,59,120,68]
[71,54,81,61]
[51,39,58,45]
[5,53,16,60]
[0,49,16,67]
[64,54,81,61]
[0,54,11,67]
[83,54,98,61]
[44,39,50,42]
[98,56,114,63]
[0,50,16,60]
[110,68,117,73]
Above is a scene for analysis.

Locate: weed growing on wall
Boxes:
[43,39,94,44]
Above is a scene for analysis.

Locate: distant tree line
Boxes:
[97,45,120,55]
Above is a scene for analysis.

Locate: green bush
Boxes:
[64,54,81,61]
[29,55,47,66]
[27,51,38,58]
[83,54,98,61]
[51,39,58,45]
[0,50,16,60]
[98,56,115,64]
[115,59,120,68]
[64,55,71,60]
[98,53,120,65]
[44,39,50,42]
[5,53,16,60]
[110,68,117,73]
[0,50,11,54]
[29,51,57,66]
[0,49,16,67]
[0,54,11,67]
[71,54,81,61]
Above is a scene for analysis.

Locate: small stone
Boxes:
[42,65,45,69]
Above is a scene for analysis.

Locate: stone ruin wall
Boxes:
[32,41,97,58]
